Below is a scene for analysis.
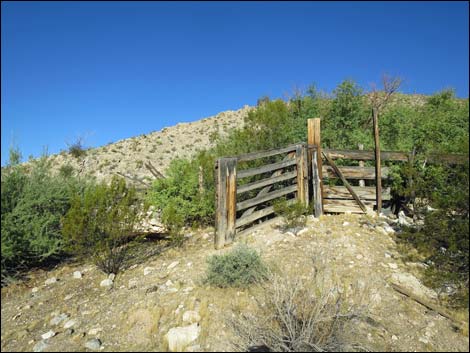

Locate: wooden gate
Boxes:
[214,143,309,249]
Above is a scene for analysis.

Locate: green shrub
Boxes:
[62,176,140,274]
[67,139,87,159]
[161,200,185,247]
[1,153,87,282]
[59,164,75,178]
[205,245,268,288]
[273,198,308,231]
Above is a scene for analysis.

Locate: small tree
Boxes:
[62,176,140,274]
[369,75,402,213]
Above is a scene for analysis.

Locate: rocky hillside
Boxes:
[1,212,468,352]
[35,105,253,185]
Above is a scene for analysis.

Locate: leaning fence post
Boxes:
[215,157,237,249]
[308,118,323,217]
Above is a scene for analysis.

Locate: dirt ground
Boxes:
[1,213,469,352]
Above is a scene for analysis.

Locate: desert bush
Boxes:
[67,138,87,159]
[161,199,185,247]
[1,152,87,283]
[229,272,366,352]
[59,164,75,178]
[62,176,140,274]
[273,198,308,231]
[205,244,268,288]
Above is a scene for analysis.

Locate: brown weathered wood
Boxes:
[226,159,237,244]
[236,184,297,212]
[215,158,237,248]
[240,152,296,218]
[236,199,296,228]
[372,107,382,214]
[237,159,297,179]
[144,161,165,179]
[323,166,389,179]
[324,186,390,200]
[323,149,409,161]
[215,159,227,249]
[295,145,308,205]
[237,171,297,195]
[309,118,323,211]
[323,153,368,213]
[323,199,376,213]
[235,144,299,162]
[358,144,365,188]
[312,149,322,217]
[390,283,464,327]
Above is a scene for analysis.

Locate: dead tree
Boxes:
[369,75,402,214]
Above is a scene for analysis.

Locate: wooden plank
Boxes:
[240,152,296,219]
[358,144,365,187]
[323,186,391,200]
[295,145,308,205]
[309,119,323,211]
[323,153,368,213]
[236,199,296,228]
[226,159,237,244]
[323,199,376,213]
[235,144,299,162]
[237,171,297,195]
[323,149,409,161]
[312,149,322,218]
[237,159,297,179]
[215,159,228,249]
[323,166,389,179]
[373,108,382,214]
[236,184,297,212]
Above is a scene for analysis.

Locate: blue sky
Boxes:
[1,1,469,165]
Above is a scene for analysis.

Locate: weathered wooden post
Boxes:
[295,144,309,206]
[358,144,365,188]
[308,118,323,217]
[215,157,237,249]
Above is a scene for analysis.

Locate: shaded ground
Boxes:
[1,213,468,352]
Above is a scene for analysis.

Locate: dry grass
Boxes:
[227,263,369,352]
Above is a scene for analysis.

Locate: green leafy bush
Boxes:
[273,198,308,230]
[62,176,140,274]
[67,138,87,159]
[205,245,268,288]
[1,153,87,283]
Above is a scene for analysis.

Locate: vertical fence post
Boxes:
[308,118,323,217]
[295,144,309,206]
[215,157,237,249]
[358,144,365,188]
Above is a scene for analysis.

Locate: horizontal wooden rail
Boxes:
[323,186,391,201]
[237,171,297,194]
[235,144,300,162]
[323,199,376,213]
[237,159,297,179]
[236,199,296,228]
[236,184,297,212]
[323,166,389,179]
[323,149,409,161]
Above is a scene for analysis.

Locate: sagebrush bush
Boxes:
[273,198,308,231]
[229,273,366,352]
[205,245,268,288]
[62,176,140,274]
[1,153,87,283]
[68,139,87,159]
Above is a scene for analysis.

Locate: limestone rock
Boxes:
[165,323,201,352]
[182,311,201,324]
[73,271,82,279]
[85,338,102,350]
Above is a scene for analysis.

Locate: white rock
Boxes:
[187,262,193,268]
[165,323,201,352]
[128,279,138,289]
[388,263,398,269]
[165,280,174,287]
[392,335,398,340]
[342,221,350,227]
[143,267,154,276]
[182,311,201,324]
[49,313,68,326]
[33,341,48,352]
[32,287,39,293]
[63,319,77,329]
[85,338,102,350]
[73,271,82,279]
[167,261,179,270]
[88,327,102,335]
[356,254,363,260]
[108,273,116,281]
[41,330,56,340]
[45,277,57,285]
[100,279,113,288]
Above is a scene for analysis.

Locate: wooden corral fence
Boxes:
[215,118,467,248]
